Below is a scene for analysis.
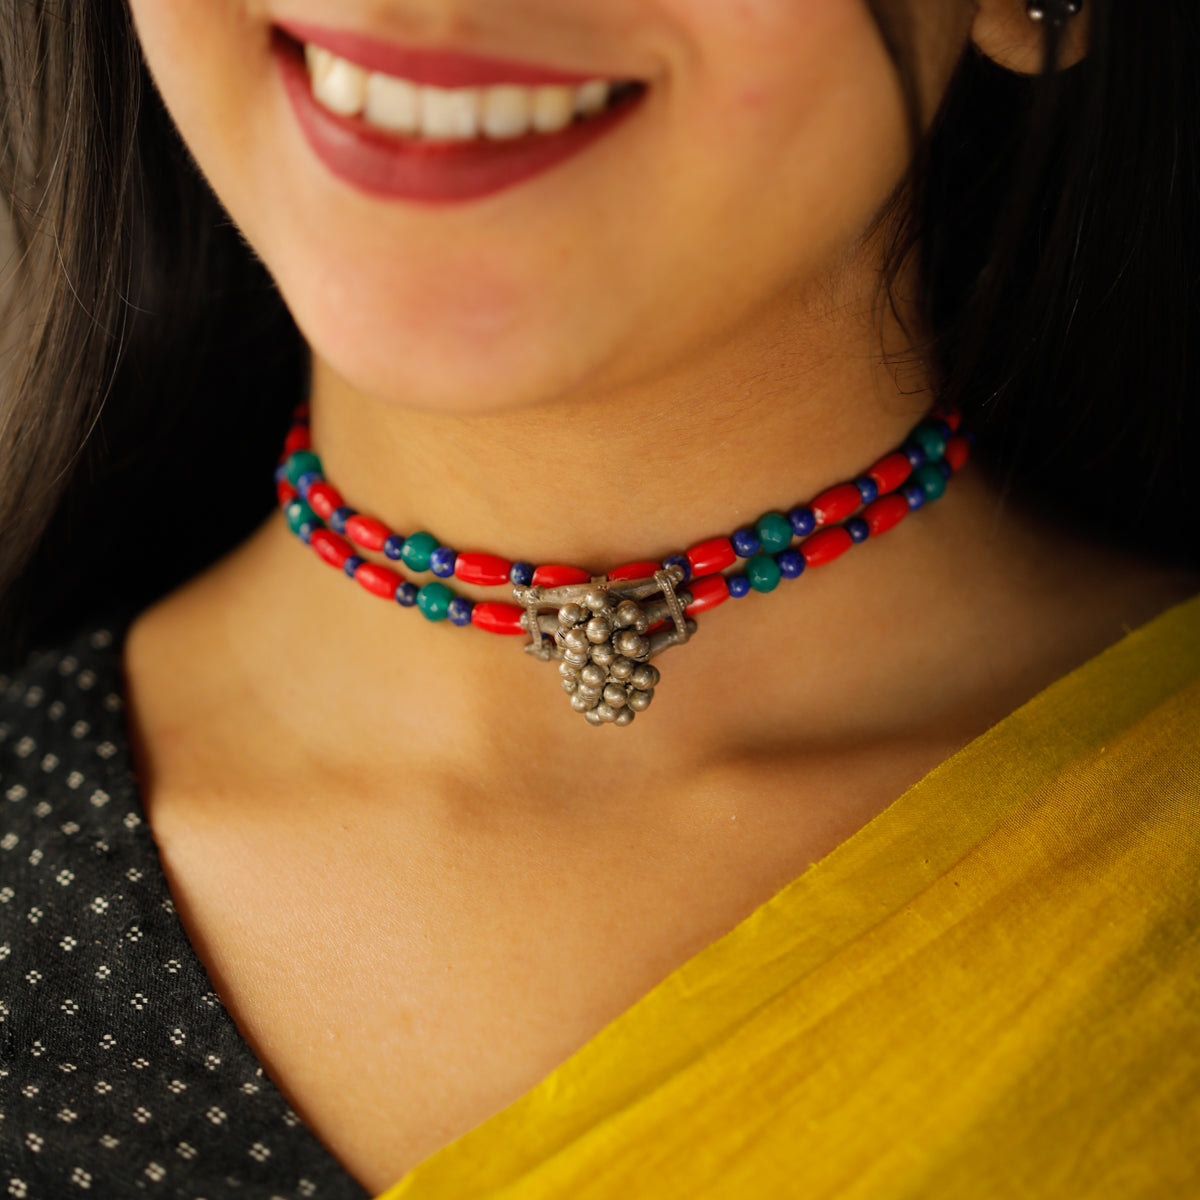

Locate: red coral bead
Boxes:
[608,561,661,582]
[685,574,730,615]
[283,426,311,455]
[354,561,402,600]
[867,452,912,495]
[310,529,353,570]
[344,515,391,553]
[276,479,298,506]
[471,602,527,635]
[944,434,970,473]
[862,493,910,537]
[810,483,863,527]
[532,565,591,588]
[306,482,344,521]
[936,409,962,432]
[802,527,853,568]
[686,537,736,576]
[455,553,514,587]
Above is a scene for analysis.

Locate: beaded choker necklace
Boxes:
[275,403,970,727]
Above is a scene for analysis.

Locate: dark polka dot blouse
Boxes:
[0,611,370,1199]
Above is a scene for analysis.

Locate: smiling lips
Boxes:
[272,23,648,204]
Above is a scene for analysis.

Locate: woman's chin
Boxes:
[304,327,596,419]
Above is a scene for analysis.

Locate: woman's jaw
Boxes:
[125,0,967,418]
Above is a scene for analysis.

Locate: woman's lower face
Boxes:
[125,0,969,419]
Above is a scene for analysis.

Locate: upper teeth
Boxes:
[305,44,617,140]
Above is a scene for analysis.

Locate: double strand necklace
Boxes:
[275,403,971,727]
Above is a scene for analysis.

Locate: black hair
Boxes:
[0,0,1196,665]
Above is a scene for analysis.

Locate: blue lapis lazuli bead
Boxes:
[429,546,458,578]
[296,471,321,497]
[383,535,406,560]
[903,444,926,470]
[273,463,290,486]
[854,476,879,505]
[731,527,760,558]
[788,507,816,537]
[298,523,315,545]
[447,597,475,627]
[728,573,751,599]
[903,482,926,510]
[330,505,355,534]
[509,561,535,587]
[662,553,690,583]
[846,516,870,543]
[343,554,365,578]
[395,582,418,607]
[937,459,953,479]
[778,549,806,579]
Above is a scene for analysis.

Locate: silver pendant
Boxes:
[512,565,695,726]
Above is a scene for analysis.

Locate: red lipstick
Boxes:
[275,20,613,87]
[272,29,646,206]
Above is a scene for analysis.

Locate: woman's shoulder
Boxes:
[981,584,1200,808]
[0,605,136,713]
[0,607,146,936]
[0,609,371,1197]
[0,608,138,828]
[1065,584,1200,728]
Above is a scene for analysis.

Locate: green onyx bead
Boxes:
[746,553,782,594]
[914,463,947,502]
[284,450,323,486]
[417,582,454,622]
[285,498,316,535]
[755,511,793,554]
[401,531,440,573]
[910,423,947,463]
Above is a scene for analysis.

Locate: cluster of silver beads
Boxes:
[514,566,695,727]
[555,595,661,726]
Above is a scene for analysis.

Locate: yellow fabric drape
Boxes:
[377,594,1200,1199]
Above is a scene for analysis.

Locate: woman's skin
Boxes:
[121,0,1189,1189]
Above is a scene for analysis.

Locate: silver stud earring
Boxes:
[1027,0,1082,28]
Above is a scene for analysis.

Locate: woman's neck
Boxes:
[135,287,1193,801]
[304,288,930,574]
[194,276,1018,776]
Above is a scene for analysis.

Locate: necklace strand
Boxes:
[275,402,971,725]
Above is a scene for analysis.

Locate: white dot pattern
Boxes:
[0,612,369,1198]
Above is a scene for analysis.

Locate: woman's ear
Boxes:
[971,0,1089,74]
